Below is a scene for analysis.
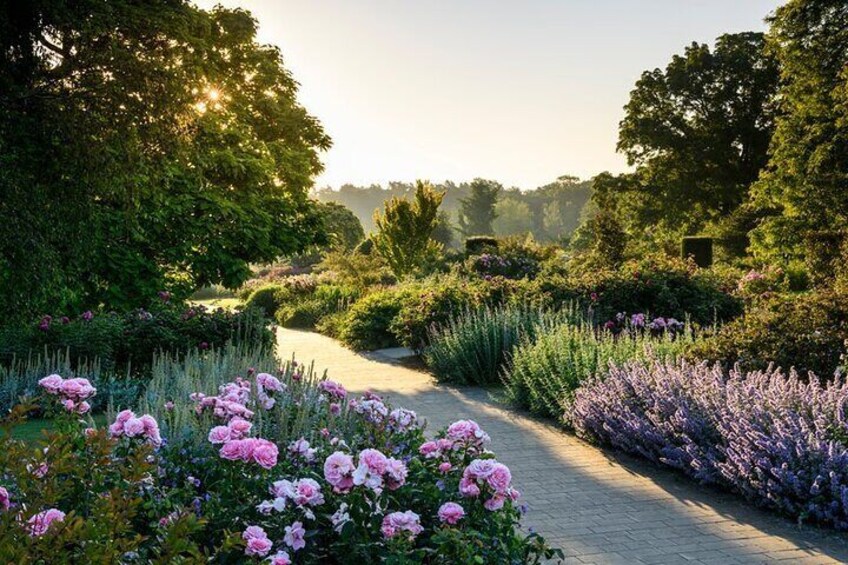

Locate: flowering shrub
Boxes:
[571,360,848,529]
[468,253,540,280]
[0,352,560,562]
[0,300,272,373]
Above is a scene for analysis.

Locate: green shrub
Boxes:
[505,321,695,423]
[274,284,359,329]
[465,236,499,255]
[338,288,409,350]
[681,236,714,268]
[551,254,742,325]
[424,304,579,385]
[691,289,848,376]
[0,304,272,374]
[243,284,286,317]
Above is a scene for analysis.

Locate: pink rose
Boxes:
[0,486,9,512]
[26,508,65,537]
[61,399,75,412]
[385,458,408,490]
[208,426,231,444]
[123,417,145,437]
[437,502,465,525]
[439,462,453,474]
[459,476,480,498]
[251,439,279,469]
[323,452,355,493]
[60,378,96,401]
[245,536,273,557]
[269,551,292,565]
[487,462,512,493]
[38,374,64,394]
[77,401,91,415]
[243,525,267,540]
[227,417,252,438]
[219,440,244,461]
[284,521,306,551]
[484,493,506,511]
[381,511,423,540]
[116,409,135,423]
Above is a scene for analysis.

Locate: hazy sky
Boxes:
[196,0,781,190]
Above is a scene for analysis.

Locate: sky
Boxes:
[196,0,781,190]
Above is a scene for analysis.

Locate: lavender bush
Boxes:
[571,360,848,529]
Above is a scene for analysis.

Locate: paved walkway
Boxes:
[277,328,848,564]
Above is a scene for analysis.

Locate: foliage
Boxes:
[372,181,445,279]
[431,211,456,249]
[0,2,331,322]
[571,360,848,529]
[0,302,272,374]
[504,320,694,422]
[338,289,410,351]
[464,236,499,255]
[493,197,533,236]
[0,347,561,562]
[691,290,848,377]
[605,32,779,242]
[317,202,365,251]
[424,305,578,386]
[457,178,501,237]
[275,285,359,330]
[244,285,287,318]
[318,250,396,290]
[555,254,742,325]
[750,0,848,266]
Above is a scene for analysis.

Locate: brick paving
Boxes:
[277,328,848,564]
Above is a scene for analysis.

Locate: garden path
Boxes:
[277,328,848,565]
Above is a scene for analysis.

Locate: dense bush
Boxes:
[0,303,272,374]
[692,290,848,376]
[544,255,742,325]
[424,305,578,386]
[571,361,848,529]
[338,288,410,351]
[0,347,561,562]
[504,321,694,421]
[244,284,287,317]
[275,285,359,329]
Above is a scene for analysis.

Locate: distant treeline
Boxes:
[313,176,593,245]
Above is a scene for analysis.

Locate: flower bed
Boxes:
[571,360,848,529]
[0,349,560,562]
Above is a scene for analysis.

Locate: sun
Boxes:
[207,87,221,102]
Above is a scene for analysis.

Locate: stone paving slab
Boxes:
[277,328,848,564]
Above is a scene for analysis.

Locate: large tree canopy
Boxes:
[749,0,848,265]
[0,0,330,320]
[602,32,779,242]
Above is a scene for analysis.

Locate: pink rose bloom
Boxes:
[245,536,273,557]
[381,510,423,540]
[208,426,231,444]
[251,439,279,469]
[385,457,408,490]
[116,409,135,423]
[123,417,145,437]
[447,419,490,447]
[323,451,355,493]
[353,448,388,490]
[61,399,75,412]
[219,440,244,461]
[329,402,341,416]
[292,478,324,507]
[108,421,125,437]
[138,414,161,446]
[487,463,512,493]
[284,521,306,551]
[27,508,65,537]
[288,438,316,462]
[418,440,441,458]
[77,401,91,415]
[389,408,417,431]
[60,378,96,401]
[438,502,465,525]
[0,486,9,512]
[459,476,480,498]
[228,417,252,438]
[439,462,453,473]
[243,525,267,541]
[464,459,496,480]
[38,374,64,394]
[484,493,506,511]
[269,551,292,565]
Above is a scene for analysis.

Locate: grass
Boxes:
[5,415,108,443]
[189,297,243,311]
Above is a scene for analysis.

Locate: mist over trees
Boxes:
[313,175,593,246]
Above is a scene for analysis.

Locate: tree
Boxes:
[431,211,456,249]
[0,1,330,321]
[317,202,365,251]
[610,33,780,239]
[493,197,533,236]
[750,0,848,266]
[372,181,445,278]
[457,178,501,236]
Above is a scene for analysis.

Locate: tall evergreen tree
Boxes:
[457,178,501,236]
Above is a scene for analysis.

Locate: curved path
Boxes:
[278,328,848,564]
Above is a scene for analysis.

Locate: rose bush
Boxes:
[0,352,560,563]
